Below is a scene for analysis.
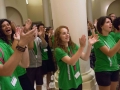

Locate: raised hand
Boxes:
[94,19,97,27]
[88,34,99,45]
[91,28,95,36]
[24,19,32,33]
[48,33,52,38]
[38,28,45,37]
[32,24,37,29]
[13,27,21,41]
[79,35,86,48]
[38,30,42,36]
[18,27,37,47]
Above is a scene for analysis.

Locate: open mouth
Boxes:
[6,29,11,33]
[109,27,112,29]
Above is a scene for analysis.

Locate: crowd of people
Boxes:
[0,19,56,90]
[0,12,120,90]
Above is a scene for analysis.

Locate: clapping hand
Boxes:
[18,27,37,47]
[24,19,32,33]
[79,35,86,48]
[13,27,21,41]
[88,34,99,45]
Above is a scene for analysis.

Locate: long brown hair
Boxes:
[0,19,15,45]
[54,26,75,53]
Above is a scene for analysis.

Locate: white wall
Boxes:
[27,0,44,23]
[6,7,23,26]
[107,0,120,17]
[92,0,115,20]
[5,0,28,23]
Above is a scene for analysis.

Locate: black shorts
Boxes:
[42,59,56,75]
[95,70,119,86]
[18,73,34,90]
[26,66,43,87]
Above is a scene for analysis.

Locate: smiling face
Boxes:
[1,21,12,37]
[60,28,70,45]
[101,18,112,34]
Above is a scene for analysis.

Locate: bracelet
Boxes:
[16,44,27,52]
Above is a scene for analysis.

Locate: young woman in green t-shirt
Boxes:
[111,17,120,90]
[54,26,98,90]
[0,19,37,90]
[94,16,120,90]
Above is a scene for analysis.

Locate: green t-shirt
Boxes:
[54,45,82,89]
[15,66,26,77]
[109,31,115,38]
[94,34,119,72]
[0,39,22,90]
[110,32,120,65]
[41,48,48,60]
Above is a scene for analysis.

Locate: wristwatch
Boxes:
[16,44,27,52]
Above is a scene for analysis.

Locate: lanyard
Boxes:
[68,47,76,71]
[33,41,37,55]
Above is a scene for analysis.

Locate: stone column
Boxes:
[50,0,97,90]
[42,0,51,27]
[87,0,93,23]
[0,0,7,19]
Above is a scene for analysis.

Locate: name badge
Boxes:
[44,49,48,52]
[11,76,17,86]
[35,55,37,58]
[74,71,80,79]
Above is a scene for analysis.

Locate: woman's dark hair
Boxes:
[113,17,120,30]
[46,27,52,32]
[0,19,15,44]
[37,23,44,29]
[97,16,112,34]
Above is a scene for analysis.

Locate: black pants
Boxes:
[59,84,82,90]
[18,73,35,90]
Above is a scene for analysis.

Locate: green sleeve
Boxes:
[94,39,105,49]
[109,32,115,38]
[114,33,120,43]
[75,44,79,50]
[55,48,67,62]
